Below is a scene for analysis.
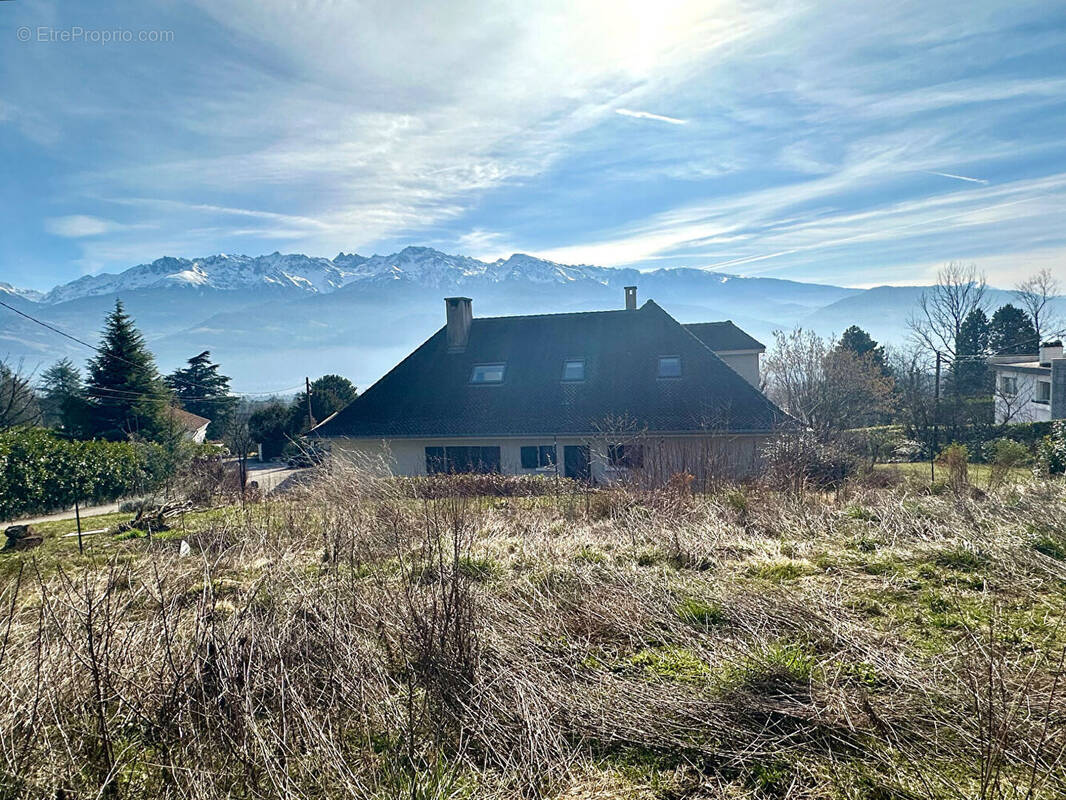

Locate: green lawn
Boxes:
[875,460,1032,485]
[2,503,243,574]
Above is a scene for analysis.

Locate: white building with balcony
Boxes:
[990,342,1066,423]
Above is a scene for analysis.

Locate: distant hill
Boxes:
[0,247,1040,392]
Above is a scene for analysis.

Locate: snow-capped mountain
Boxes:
[1,244,908,393]
[0,282,44,303]
[34,246,633,304]
[41,252,364,304]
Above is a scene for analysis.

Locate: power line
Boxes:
[0,298,302,398]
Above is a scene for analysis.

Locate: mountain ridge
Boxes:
[4,245,1036,394]
[22,246,853,306]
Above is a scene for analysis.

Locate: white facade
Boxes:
[185,422,210,444]
[330,434,768,482]
[714,349,762,387]
[991,346,1064,424]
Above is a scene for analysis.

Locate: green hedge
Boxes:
[0,428,168,522]
[845,421,1054,463]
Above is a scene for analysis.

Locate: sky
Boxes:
[1,0,1065,292]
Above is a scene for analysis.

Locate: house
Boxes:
[682,321,765,387]
[312,289,789,481]
[168,407,211,444]
[990,342,1066,423]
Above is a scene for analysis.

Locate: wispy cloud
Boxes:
[3,0,1065,290]
[927,171,989,185]
[45,215,128,238]
[615,108,688,125]
[455,229,512,262]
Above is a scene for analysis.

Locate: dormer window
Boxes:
[562,359,585,381]
[658,356,681,378]
[470,363,505,384]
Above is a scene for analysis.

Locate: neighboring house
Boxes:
[990,342,1066,423]
[169,407,211,444]
[682,321,765,387]
[312,289,789,481]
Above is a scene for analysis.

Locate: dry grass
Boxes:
[2,462,1066,799]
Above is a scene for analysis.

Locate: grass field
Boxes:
[2,465,1066,799]
[875,460,1033,486]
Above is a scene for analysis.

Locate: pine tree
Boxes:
[953,308,991,397]
[85,300,169,441]
[38,357,85,432]
[989,304,1039,355]
[837,326,887,371]
[290,374,358,432]
[165,350,236,438]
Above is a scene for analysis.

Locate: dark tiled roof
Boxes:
[684,321,765,352]
[314,301,788,439]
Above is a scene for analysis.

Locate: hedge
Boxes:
[0,428,169,522]
[844,421,1054,463]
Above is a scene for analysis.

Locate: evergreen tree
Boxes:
[290,374,358,432]
[953,308,991,397]
[38,358,86,432]
[837,325,887,371]
[249,401,295,460]
[989,303,1039,355]
[85,300,169,441]
[165,350,237,438]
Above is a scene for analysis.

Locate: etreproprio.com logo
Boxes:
[15,26,175,44]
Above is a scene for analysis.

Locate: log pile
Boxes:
[111,501,194,536]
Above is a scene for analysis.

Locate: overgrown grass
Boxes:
[2,464,1066,799]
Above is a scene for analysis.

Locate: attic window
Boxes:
[562,359,585,381]
[658,356,682,378]
[470,363,505,384]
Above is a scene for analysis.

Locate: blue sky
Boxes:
[2,0,1065,292]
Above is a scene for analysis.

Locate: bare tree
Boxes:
[0,358,42,432]
[887,344,935,440]
[908,262,989,361]
[908,263,990,431]
[1014,268,1061,344]
[223,401,257,495]
[763,328,895,440]
[993,378,1036,424]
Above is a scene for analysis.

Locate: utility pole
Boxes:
[74,497,83,555]
[305,376,316,430]
[931,350,941,482]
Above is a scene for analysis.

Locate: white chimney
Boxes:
[1040,341,1063,366]
[624,286,637,311]
[445,297,472,352]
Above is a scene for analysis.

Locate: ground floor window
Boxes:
[1000,376,1018,397]
[425,446,501,474]
[520,445,556,469]
[607,443,644,468]
[1036,380,1051,403]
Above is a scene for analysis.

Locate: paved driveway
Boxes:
[5,502,123,527]
[3,464,309,528]
[246,463,306,493]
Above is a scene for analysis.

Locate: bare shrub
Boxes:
[761,432,856,493]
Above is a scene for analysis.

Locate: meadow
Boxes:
[2,464,1065,799]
